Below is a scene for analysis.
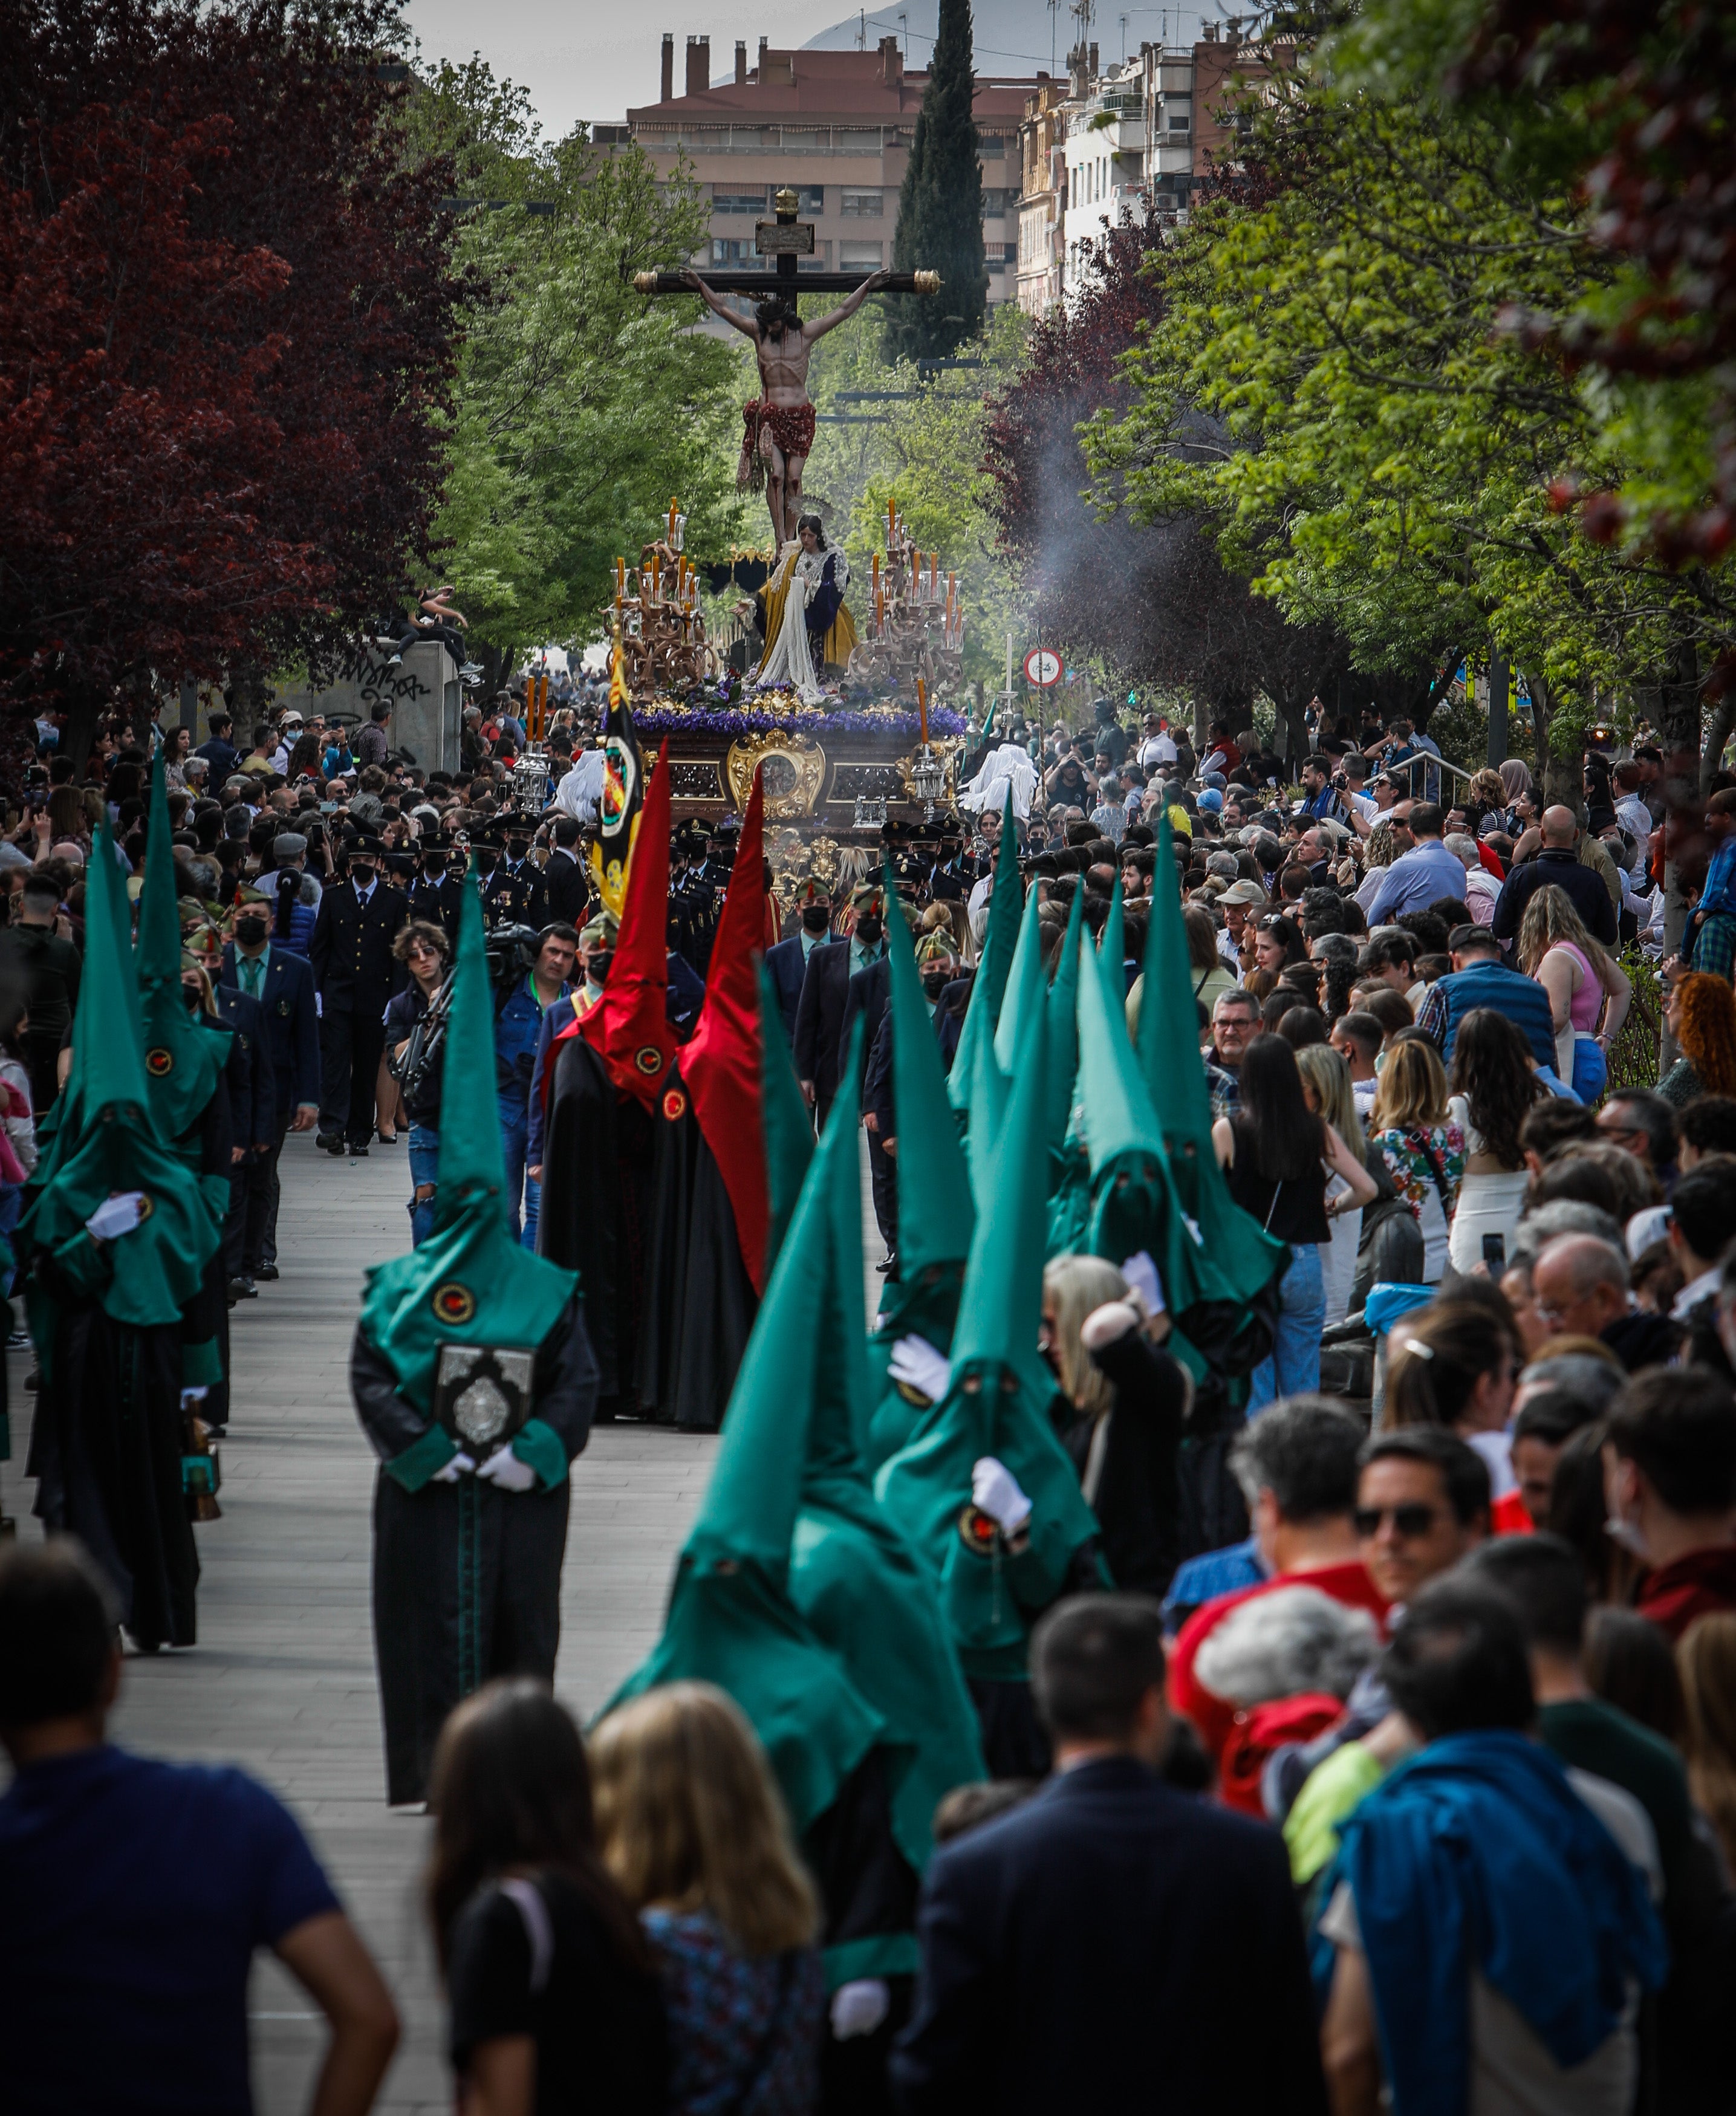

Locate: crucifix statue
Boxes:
[637,187,938,548]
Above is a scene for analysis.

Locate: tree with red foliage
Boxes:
[0,0,466,778]
[983,216,1341,747]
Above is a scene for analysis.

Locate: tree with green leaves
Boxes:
[884,0,988,363]
[405,61,747,677]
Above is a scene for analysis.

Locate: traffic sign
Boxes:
[1024,646,1062,689]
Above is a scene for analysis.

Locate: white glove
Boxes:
[889,1334,951,1402]
[85,1192,146,1242]
[830,1979,890,2041]
[1119,1250,1165,1317]
[478,1444,538,1492]
[971,1455,1033,1536]
[432,1451,476,1484]
[180,1385,210,1409]
[1080,1300,1140,1354]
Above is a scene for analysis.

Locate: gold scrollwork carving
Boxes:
[724,731,828,819]
[894,737,963,803]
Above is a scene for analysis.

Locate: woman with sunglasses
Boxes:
[1213,1033,1377,1413]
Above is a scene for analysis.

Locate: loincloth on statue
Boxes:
[738,398,818,492]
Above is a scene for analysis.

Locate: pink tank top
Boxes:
[1555,941,1601,1033]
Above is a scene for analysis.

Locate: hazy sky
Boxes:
[398,1,1221,139]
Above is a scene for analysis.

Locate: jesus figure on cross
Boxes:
[681,267,892,547]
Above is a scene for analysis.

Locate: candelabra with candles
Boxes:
[604,498,714,693]
[847,494,966,701]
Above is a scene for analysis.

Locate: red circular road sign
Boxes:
[1023,646,1062,688]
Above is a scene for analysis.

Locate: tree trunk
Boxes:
[1486,657,1509,767]
[61,687,106,787]
[1526,670,1553,779]
[1270,689,1312,771]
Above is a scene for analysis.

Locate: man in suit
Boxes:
[541,814,590,927]
[221,892,320,1285]
[478,826,548,929]
[794,884,884,1124]
[407,840,464,942]
[764,877,833,1047]
[892,1595,1328,2116]
[308,834,408,1155]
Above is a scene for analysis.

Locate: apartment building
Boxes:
[1015,24,1284,314]
[601,35,1036,302]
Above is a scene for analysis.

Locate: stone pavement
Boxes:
[5,1132,721,2115]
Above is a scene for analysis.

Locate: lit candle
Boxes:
[917,675,929,745]
[931,554,940,603]
[875,579,886,636]
[668,497,678,544]
[871,551,880,601]
[888,496,897,542]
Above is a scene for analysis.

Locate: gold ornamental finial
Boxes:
[775,185,799,215]
[632,270,657,294]
[913,270,942,295]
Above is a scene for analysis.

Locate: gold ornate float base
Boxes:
[661,727,961,831]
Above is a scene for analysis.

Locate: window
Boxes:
[1168,111,1191,132]
[979,135,1007,155]
[840,187,883,217]
[793,183,825,211]
[839,239,883,268]
[710,237,753,264]
[712,189,767,215]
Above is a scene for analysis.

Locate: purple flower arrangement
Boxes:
[634,687,967,742]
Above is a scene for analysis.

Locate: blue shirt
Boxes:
[1367,839,1466,925]
[0,1745,339,2114]
[496,973,567,1111]
[1162,1534,1268,1632]
[1700,836,1736,923]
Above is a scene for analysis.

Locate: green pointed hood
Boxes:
[356,865,578,1410]
[1138,816,1216,1154]
[1044,884,1085,1155]
[883,863,974,1274]
[964,1009,1009,1207]
[992,878,1045,1074]
[19,817,225,1331]
[606,1074,888,1838]
[1098,874,1124,990]
[1074,916,1168,1177]
[760,965,815,1277]
[947,791,1021,1112]
[790,1051,987,1886]
[136,748,229,1139]
[1124,819,1288,1358]
[876,1002,1104,1679]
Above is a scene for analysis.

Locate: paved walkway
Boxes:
[5,1133,721,2114]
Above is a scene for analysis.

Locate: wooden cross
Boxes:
[634,185,938,297]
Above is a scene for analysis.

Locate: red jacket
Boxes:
[1168,1559,1391,1770]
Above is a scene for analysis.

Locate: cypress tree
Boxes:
[883,0,987,362]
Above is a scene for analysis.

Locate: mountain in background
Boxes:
[801,2,1211,73]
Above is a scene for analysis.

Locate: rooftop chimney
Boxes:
[685,33,709,95]
[660,31,673,100]
[879,32,902,84]
[1088,40,1099,77]
[758,34,769,76]
[735,38,747,83]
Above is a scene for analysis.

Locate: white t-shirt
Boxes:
[1139,732,1178,768]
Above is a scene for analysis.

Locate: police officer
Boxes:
[479,826,547,929]
[308,832,409,1155]
[409,835,465,941]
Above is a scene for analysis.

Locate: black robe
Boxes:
[27,1247,198,1652]
[636,1091,756,1433]
[538,1033,656,1420]
[351,1294,599,1806]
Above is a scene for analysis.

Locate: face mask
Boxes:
[854,916,883,946]
[801,906,831,933]
[922,970,950,999]
[351,865,375,884]
[587,952,613,987]
[1604,1511,1651,1561]
[183,984,203,1011]
[423,857,447,878]
[235,917,268,948]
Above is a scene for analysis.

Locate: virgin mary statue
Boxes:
[754,514,854,705]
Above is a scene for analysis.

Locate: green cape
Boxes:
[605,1041,889,1855]
[1044,884,1085,1159]
[991,878,1045,1074]
[19,819,224,1338]
[789,1031,986,1915]
[946,792,1021,1112]
[137,747,230,1141]
[357,863,577,1419]
[876,1004,1102,1680]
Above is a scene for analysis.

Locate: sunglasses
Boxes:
[1353,1504,1443,1540]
